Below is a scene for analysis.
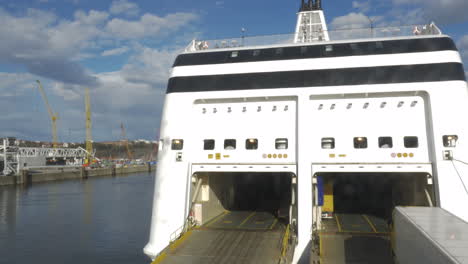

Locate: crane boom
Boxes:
[36,80,59,148]
[85,88,93,164]
[120,122,133,160]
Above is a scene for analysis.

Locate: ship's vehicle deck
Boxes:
[315,172,421,264]
[154,212,395,264]
[154,211,287,264]
[319,213,393,264]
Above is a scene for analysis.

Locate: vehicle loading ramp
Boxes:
[319,213,394,264]
[153,211,288,264]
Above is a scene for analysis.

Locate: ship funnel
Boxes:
[295,0,329,42]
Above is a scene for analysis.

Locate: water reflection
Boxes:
[0,173,154,264]
[0,185,19,251]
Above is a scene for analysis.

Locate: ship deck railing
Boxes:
[185,23,442,53]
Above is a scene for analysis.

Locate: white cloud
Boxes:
[0,8,100,85]
[392,0,468,24]
[74,9,109,25]
[94,72,155,109]
[0,5,199,141]
[458,35,468,74]
[0,72,37,97]
[0,6,198,86]
[352,1,371,13]
[110,0,139,17]
[46,45,176,108]
[101,46,129,56]
[330,12,373,30]
[52,82,82,101]
[106,12,198,39]
[38,46,177,140]
[121,45,179,85]
[0,73,57,140]
[458,35,468,55]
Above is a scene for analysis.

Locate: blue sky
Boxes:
[0,0,467,142]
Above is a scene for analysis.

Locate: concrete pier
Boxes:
[0,165,155,186]
[81,167,88,179]
[20,169,30,186]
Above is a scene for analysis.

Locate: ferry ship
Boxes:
[144,1,468,263]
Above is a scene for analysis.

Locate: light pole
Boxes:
[241,28,246,46]
[367,16,375,37]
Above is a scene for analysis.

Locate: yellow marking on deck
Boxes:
[269,219,278,229]
[335,214,342,232]
[341,225,369,234]
[329,154,336,158]
[238,212,256,228]
[338,154,347,157]
[281,224,290,257]
[223,155,230,158]
[169,230,193,251]
[151,252,168,264]
[215,153,221,160]
[205,211,229,227]
[208,154,214,159]
[362,214,378,233]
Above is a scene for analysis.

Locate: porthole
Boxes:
[171,139,184,150]
[204,139,215,150]
[379,137,393,148]
[224,139,236,150]
[443,135,458,147]
[275,138,288,150]
[354,137,367,149]
[322,138,335,149]
[246,139,258,150]
[404,137,419,148]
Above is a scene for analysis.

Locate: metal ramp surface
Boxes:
[319,213,394,264]
[154,211,286,264]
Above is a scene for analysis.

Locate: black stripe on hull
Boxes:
[167,63,466,94]
[174,37,457,67]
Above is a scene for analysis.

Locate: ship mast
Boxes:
[295,0,329,43]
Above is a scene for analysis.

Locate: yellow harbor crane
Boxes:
[36,80,59,148]
[120,122,133,160]
[85,88,93,164]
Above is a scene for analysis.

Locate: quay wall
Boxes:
[0,176,16,186]
[0,165,155,186]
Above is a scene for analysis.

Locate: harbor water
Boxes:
[0,172,154,264]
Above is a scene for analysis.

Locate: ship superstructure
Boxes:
[145,1,468,263]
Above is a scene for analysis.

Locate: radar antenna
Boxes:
[315,0,322,10]
[308,0,314,10]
